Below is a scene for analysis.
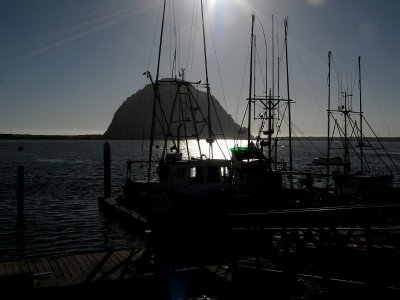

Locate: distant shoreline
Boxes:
[1,133,400,142]
[0,134,105,140]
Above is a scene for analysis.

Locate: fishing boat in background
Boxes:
[318,52,399,202]
[228,14,322,211]
[230,14,399,210]
[230,14,288,199]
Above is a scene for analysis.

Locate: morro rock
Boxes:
[104,79,245,140]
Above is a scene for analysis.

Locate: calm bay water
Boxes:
[0,140,146,262]
[0,139,399,262]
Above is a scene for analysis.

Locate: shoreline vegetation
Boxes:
[1,133,400,142]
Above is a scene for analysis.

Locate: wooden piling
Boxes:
[104,142,111,198]
[17,166,24,212]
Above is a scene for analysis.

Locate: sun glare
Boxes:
[206,0,250,20]
[207,0,217,16]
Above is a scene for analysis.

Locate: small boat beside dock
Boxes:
[99,196,150,230]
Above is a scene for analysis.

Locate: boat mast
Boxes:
[327,51,331,189]
[200,0,214,158]
[248,13,255,155]
[272,15,275,97]
[358,56,364,173]
[147,0,167,183]
[284,18,293,188]
[274,19,279,170]
[274,56,280,170]
[268,15,274,170]
[267,88,272,170]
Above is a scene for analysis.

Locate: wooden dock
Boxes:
[1,242,399,298]
[0,247,154,294]
[0,246,235,297]
[94,197,400,298]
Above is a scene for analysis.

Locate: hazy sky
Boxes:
[1,0,399,137]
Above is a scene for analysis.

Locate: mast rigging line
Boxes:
[170,0,178,78]
[328,53,398,173]
[235,104,249,145]
[255,43,266,90]
[149,0,230,158]
[330,112,391,175]
[206,9,229,113]
[362,116,400,173]
[255,15,268,92]
[146,3,163,72]
[278,114,325,159]
[187,0,199,81]
[364,66,392,138]
[209,96,230,159]
[235,43,251,128]
[284,17,293,188]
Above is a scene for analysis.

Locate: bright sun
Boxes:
[206,0,249,18]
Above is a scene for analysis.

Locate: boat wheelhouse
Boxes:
[159,157,231,195]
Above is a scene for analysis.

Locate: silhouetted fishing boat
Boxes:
[230,14,288,200]
[228,14,325,211]
[118,0,234,243]
[321,52,399,202]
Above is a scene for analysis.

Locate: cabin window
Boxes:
[177,168,185,179]
[207,166,219,183]
[190,166,205,184]
[190,167,196,178]
[221,166,230,183]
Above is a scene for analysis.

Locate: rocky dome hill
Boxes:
[104,79,245,140]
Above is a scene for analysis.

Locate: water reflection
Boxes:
[0,139,399,262]
[16,212,25,258]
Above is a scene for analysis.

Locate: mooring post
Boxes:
[104,141,111,198]
[17,165,24,212]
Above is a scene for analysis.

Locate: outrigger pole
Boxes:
[147,0,166,183]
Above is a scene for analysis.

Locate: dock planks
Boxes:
[0,247,146,290]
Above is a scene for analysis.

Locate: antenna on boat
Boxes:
[200,0,214,158]
[147,0,167,183]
